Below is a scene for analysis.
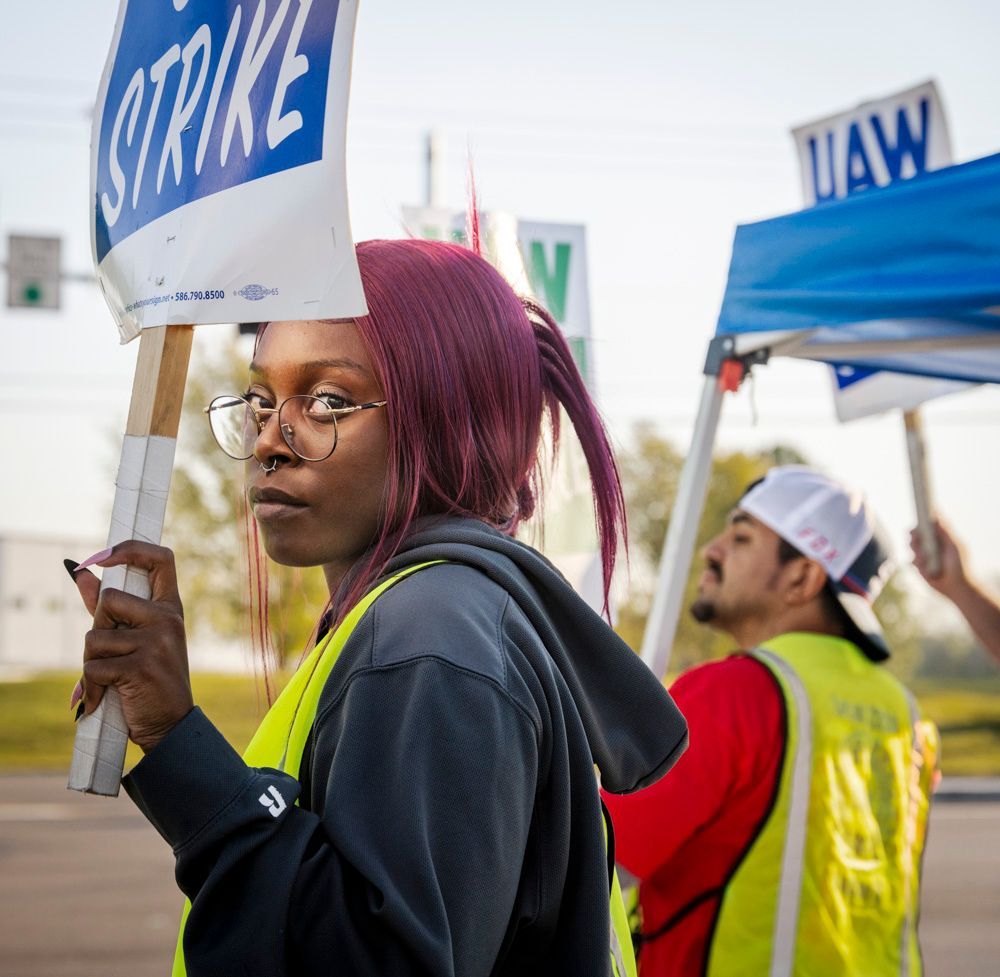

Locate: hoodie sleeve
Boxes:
[124,657,539,977]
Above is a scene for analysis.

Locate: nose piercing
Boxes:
[260,459,278,475]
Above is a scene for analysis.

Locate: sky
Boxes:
[2,0,998,629]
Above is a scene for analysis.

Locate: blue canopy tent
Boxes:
[641,151,1000,677]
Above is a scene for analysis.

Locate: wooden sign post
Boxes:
[69,325,193,795]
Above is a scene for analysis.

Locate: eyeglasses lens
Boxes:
[208,396,339,462]
[281,396,338,462]
[208,397,258,460]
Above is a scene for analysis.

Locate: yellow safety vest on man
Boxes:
[707,633,938,977]
[174,562,637,977]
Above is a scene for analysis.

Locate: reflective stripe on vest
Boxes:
[706,634,938,977]
[172,561,637,977]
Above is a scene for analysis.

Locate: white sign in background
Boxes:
[790,80,973,418]
[791,79,952,206]
[401,206,593,383]
[401,205,604,612]
[91,0,366,343]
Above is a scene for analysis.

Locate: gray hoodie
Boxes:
[125,518,687,977]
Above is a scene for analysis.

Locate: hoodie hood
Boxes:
[382,517,688,795]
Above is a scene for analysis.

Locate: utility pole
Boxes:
[424,129,445,207]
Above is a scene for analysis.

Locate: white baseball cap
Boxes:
[739,466,894,661]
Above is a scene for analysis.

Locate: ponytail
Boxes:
[523,298,628,614]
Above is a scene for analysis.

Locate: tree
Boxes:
[161,337,329,669]
[615,423,919,678]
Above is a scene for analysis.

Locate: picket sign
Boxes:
[70,0,365,795]
[793,81,959,575]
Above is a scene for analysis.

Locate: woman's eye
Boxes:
[313,392,351,411]
[244,391,271,410]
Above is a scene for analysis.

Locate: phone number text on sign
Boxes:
[173,289,226,302]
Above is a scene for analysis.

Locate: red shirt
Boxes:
[602,655,785,977]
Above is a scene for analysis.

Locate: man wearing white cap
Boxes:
[604,466,939,977]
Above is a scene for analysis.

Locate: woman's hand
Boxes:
[70,541,194,753]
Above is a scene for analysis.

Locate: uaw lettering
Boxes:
[792,81,952,206]
[95,0,339,263]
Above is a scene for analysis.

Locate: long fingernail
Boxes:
[63,558,81,579]
[74,547,113,573]
[74,701,85,722]
[70,680,83,710]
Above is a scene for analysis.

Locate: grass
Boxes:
[2,672,1000,776]
[0,671,276,773]
[911,676,1000,776]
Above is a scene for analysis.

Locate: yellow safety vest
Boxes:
[707,633,939,977]
[173,562,636,977]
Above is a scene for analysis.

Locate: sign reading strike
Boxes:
[791,80,951,206]
[92,0,365,341]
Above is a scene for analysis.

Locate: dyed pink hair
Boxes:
[247,238,627,662]
[342,238,626,614]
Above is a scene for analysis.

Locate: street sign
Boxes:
[6,235,61,310]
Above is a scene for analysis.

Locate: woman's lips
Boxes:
[249,488,308,521]
[253,499,307,521]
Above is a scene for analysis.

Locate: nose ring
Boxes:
[260,459,278,475]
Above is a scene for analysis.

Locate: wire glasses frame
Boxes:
[204,394,388,463]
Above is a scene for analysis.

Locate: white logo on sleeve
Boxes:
[258,785,287,817]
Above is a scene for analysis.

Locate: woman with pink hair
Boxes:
[69,239,686,976]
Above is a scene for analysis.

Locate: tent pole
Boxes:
[640,370,727,680]
[903,408,941,576]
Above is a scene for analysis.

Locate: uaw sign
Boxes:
[791,79,952,206]
[92,0,366,342]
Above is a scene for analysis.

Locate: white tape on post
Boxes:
[68,435,178,796]
[903,409,941,578]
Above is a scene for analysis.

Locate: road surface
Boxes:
[0,774,997,976]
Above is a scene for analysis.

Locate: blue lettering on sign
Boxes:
[807,132,837,204]
[869,99,930,182]
[94,0,339,263]
[834,365,878,390]
[845,121,877,195]
[805,97,935,204]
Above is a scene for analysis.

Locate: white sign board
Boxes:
[402,205,604,610]
[830,365,972,422]
[791,80,951,206]
[7,235,61,310]
[91,0,366,343]
[791,82,974,417]
[402,206,593,383]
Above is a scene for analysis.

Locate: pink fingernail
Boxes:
[74,547,113,572]
[70,679,83,710]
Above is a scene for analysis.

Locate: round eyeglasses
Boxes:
[204,394,388,463]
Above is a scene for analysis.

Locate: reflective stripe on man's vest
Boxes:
[706,633,938,977]
[173,561,636,977]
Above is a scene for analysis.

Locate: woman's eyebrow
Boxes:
[249,357,371,377]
